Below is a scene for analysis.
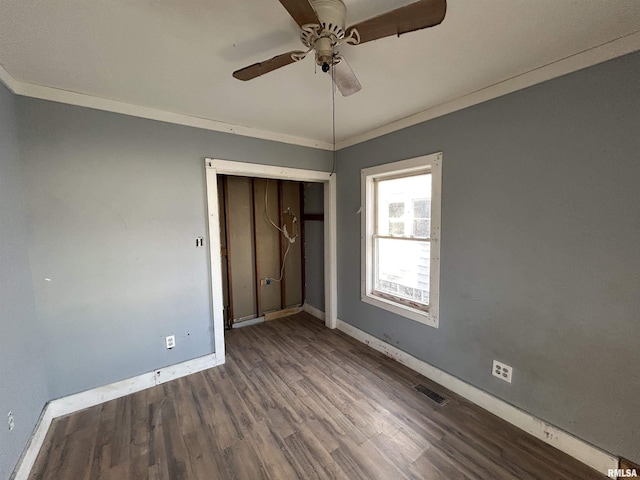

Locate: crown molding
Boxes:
[2,30,638,152]
[0,71,333,151]
[337,30,640,150]
[0,62,19,94]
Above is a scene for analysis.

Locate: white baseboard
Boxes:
[153,353,223,386]
[12,352,223,480]
[335,319,618,475]
[9,406,56,480]
[303,303,325,321]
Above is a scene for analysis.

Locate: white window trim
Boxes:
[361,152,442,328]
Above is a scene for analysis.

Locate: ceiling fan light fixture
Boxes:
[331,57,361,97]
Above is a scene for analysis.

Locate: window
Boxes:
[361,153,441,327]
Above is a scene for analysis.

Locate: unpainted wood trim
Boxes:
[264,305,303,321]
[218,177,231,329]
[620,458,640,473]
[223,175,234,326]
[300,183,307,305]
[251,179,263,317]
[278,180,286,309]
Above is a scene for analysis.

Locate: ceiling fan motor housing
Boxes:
[312,0,346,39]
[300,0,347,67]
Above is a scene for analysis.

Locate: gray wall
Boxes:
[0,84,48,479]
[303,182,325,311]
[16,97,331,399]
[336,51,640,463]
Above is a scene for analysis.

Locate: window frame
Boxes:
[361,153,442,328]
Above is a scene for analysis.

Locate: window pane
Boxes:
[413,199,430,219]
[412,198,430,238]
[389,221,405,235]
[375,237,430,306]
[388,202,404,218]
[413,219,430,237]
[376,174,430,237]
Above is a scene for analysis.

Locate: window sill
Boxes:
[361,293,438,328]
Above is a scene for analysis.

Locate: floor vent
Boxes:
[414,384,448,406]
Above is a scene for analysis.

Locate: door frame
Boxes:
[204,158,337,364]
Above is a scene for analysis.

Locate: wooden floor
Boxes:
[31,313,606,479]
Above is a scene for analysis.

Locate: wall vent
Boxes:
[414,384,448,406]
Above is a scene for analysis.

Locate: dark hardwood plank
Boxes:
[29,312,608,480]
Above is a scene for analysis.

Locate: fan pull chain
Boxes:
[330,50,337,176]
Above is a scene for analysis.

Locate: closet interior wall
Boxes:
[218,175,305,327]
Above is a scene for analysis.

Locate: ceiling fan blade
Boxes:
[346,0,446,45]
[233,51,306,81]
[278,0,320,28]
[331,58,362,97]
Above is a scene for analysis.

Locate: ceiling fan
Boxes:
[232,0,447,96]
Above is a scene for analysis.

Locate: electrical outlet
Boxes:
[8,411,15,431]
[166,335,176,349]
[260,278,271,286]
[492,360,513,383]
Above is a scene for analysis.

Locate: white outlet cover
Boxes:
[166,335,176,349]
[492,360,513,383]
[8,411,15,431]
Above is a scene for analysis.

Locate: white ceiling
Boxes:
[1,0,639,147]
